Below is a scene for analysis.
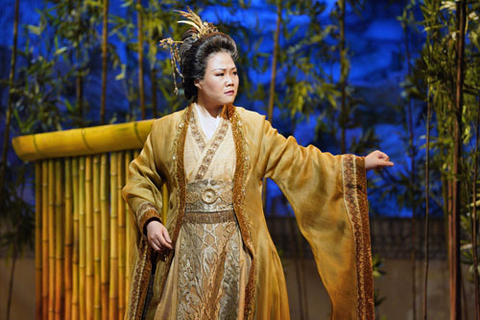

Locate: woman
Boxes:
[123,9,393,320]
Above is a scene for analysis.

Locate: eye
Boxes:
[233,71,238,76]
[216,73,224,77]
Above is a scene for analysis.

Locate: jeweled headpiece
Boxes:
[159,7,218,95]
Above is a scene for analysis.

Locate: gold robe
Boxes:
[122,104,374,319]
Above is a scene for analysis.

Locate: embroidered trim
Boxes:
[156,105,191,304]
[189,110,207,151]
[342,155,374,320]
[194,118,229,181]
[183,210,236,224]
[137,202,161,230]
[127,238,153,320]
[228,105,256,319]
[186,180,234,213]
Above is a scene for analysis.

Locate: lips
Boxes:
[225,90,235,95]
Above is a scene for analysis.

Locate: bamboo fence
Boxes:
[12,120,166,319]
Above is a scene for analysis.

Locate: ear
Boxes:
[194,79,201,90]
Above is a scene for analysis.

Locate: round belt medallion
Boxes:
[201,188,217,204]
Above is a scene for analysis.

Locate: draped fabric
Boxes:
[122,104,374,320]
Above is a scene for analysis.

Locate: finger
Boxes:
[151,233,166,250]
[149,239,161,252]
[378,160,394,168]
[378,152,389,160]
[162,228,172,244]
[159,235,173,250]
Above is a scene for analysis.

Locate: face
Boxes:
[195,51,239,108]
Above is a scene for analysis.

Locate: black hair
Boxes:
[179,29,238,101]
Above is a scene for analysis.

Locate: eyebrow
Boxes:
[210,67,237,72]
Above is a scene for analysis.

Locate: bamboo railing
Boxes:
[12,120,161,320]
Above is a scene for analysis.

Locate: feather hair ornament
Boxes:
[159,7,218,95]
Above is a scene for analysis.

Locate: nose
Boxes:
[225,75,233,86]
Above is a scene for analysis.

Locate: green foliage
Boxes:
[408,0,480,284]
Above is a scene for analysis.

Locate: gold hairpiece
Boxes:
[176,7,218,40]
[159,7,218,95]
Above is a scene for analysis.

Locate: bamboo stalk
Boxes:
[48,159,55,320]
[402,5,417,318]
[86,156,94,319]
[100,153,110,320]
[64,158,73,319]
[42,161,49,320]
[109,152,119,319]
[100,0,109,125]
[72,158,80,320]
[0,0,20,188]
[423,86,431,320]
[54,160,64,319]
[124,151,133,306]
[117,152,126,319]
[151,68,158,118]
[471,97,480,319]
[137,0,145,119]
[79,156,86,319]
[12,119,155,162]
[450,1,466,318]
[262,1,282,210]
[93,155,102,320]
[35,162,43,319]
[339,0,347,154]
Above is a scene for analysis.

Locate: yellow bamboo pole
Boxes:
[72,158,80,320]
[93,154,101,320]
[42,160,49,320]
[117,152,126,319]
[85,155,94,319]
[109,152,119,319]
[64,158,73,319]
[54,159,64,319]
[48,159,55,320]
[124,151,132,304]
[100,153,110,320]
[78,156,86,319]
[35,162,43,319]
[13,119,155,162]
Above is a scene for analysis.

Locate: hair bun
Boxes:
[179,28,199,65]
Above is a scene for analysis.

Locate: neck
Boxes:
[195,99,223,119]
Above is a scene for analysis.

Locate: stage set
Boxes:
[1,0,479,319]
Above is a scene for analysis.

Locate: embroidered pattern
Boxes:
[183,209,236,224]
[137,202,160,226]
[227,105,256,319]
[342,154,374,320]
[156,106,191,305]
[186,180,234,213]
[189,110,207,151]
[193,118,230,181]
[177,218,241,319]
[127,238,153,319]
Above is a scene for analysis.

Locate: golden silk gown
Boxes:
[122,104,374,320]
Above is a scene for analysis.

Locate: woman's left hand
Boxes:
[365,150,394,171]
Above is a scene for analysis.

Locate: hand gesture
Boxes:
[146,220,173,253]
[365,150,394,171]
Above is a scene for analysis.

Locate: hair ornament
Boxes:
[159,37,183,95]
[159,7,218,95]
[176,7,218,40]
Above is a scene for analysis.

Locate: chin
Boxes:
[222,96,237,105]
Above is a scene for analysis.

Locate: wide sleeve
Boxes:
[122,126,164,234]
[259,119,374,320]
